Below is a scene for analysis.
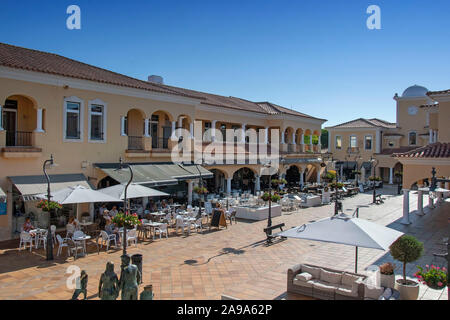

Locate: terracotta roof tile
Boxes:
[0,42,323,121]
[328,118,396,129]
[393,142,450,158]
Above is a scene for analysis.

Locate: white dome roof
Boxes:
[401,85,429,98]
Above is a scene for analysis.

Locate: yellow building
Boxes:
[0,42,326,240]
[327,85,449,224]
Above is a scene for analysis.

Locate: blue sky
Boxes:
[0,0,449,126]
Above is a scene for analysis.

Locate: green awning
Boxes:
[95,162,213,186]
[8,173,91,201]
[96,164,178,187]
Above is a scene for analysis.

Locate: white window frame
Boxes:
[364,135,373,150]
[335,135,342,150]
[63,96,84,142]
[88,99,107,143]
[350,135,357,148]
[408,131,417,146]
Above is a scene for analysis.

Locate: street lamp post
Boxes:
[43,154,55,261]
[370,156,379,204]
[118,157,133,256]
[262,161,274,244]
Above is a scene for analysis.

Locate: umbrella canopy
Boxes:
[37,185,121,204]
[98,183,169,200]
[279,214,403,250]
[278,213,404,272]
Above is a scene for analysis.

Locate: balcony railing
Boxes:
[128,136,144,150]
[6,131,33,147]
[152,137,169,150]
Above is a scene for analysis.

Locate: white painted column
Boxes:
[0,104,3,131]
[171,121,176,139]
[434,130,438,143]
[309,135,313,150]
[241,123,246,143]
[417,190,424,216]
[340,166,344,182]
[281,130,285,144]
[226,178,232,195]
[291,132,295,145]
[316,168,321,184]
[264,127,269,144]
[35,108,44,132]
[429,129,433,143]
[389,167,394,184]
[318,135,321,152]
[187,180,193,205]
[211,120,217,142]
[401,189,411,225]
[299,169,304,186]
[301,133,305,152]
[144,118,150,137]
[255,175,261,192]
[361,166,366,183]
[120,116,126,136]
[190,123,194,138]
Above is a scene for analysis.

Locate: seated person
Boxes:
[109,206,118,218]
[22,217,35,233]
[103,209,112,222]
[66,216,77,236]
[104,219,120,244]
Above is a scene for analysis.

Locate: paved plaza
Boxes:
[0,186,447,300]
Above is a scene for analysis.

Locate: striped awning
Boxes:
[8,173,91,201]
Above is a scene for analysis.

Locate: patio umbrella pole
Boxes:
[355,247,358,273]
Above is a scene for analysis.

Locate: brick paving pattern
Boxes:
[0,186,447,300]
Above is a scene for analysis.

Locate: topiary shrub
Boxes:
[389,235,424,284]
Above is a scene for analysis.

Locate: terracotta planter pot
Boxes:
[380,273,395,289]
[395,278,420,300]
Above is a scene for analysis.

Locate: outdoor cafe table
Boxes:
[73,234,91,256]
[142,222,163,239]
[29,228,46,248]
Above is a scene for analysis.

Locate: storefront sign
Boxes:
[0,202,6,215]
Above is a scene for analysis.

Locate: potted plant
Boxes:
[389,235,424,300]
[112,212,141,229]
[415,265,447,290]
[37,199,62,212]
[193,186,208,195]
[379,262,396,288]
[261,192,280,203]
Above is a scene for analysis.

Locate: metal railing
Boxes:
[152,137,169,149]
[128,136,144,150]
[6,131,33,147]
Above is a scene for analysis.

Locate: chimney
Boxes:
[148,75,163,84]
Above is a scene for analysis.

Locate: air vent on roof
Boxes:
[148,75,163,84]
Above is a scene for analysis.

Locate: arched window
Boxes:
[408,131,417,146]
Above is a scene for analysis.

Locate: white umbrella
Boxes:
[278,213,404,272]
[37,185,121,204]
[98,183,169,200]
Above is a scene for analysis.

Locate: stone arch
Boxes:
[126,108,146,137]
[284,127,295,144]
[295,128,304,144]
[231,167,256,192]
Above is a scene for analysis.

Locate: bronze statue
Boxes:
[98,261,119,300]
[119,254,141,300]
[71,270,88,300]
[140,284,154,300]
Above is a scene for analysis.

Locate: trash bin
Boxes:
[131,254,143,284]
